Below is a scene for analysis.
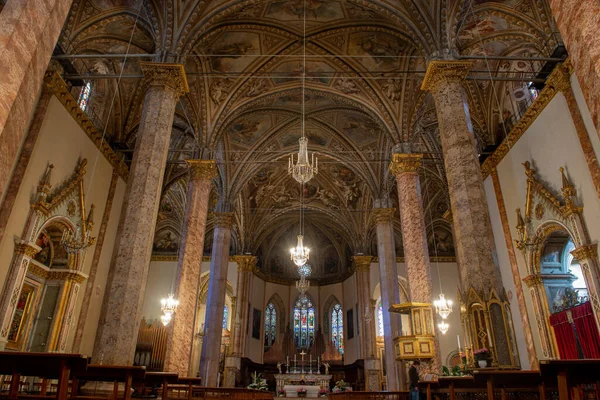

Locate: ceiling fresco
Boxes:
[57,0,557,283]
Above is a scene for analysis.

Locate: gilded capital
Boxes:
[372,208,395,224]
[421,60,473,92]
[186,159,218,181]
[214,212,235,229]
[571,244,598,261]
[353,255,373,272]
[140,62,189,97]
[234,255,257,272]
[546,63,571,93]
[15,242,41,258]
[390,153,423,175]
[523,274,543,288]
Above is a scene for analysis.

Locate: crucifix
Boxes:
[299,350,306,373]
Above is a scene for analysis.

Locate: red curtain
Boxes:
[550,310,578,359]
[571,302,600,358]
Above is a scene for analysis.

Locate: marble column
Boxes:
[225,255,256,387]
[92,63,188,365]
[549,0,600,138]
[164,160,217,376]
[373,205,402,391]
[0,0,73,204]
[390,153,442,374]
[200,212,235,387]
[421,61,513,366]
[353,256,380,391]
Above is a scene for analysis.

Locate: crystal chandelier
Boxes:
[438,320,449,335]
[434,293,453,319]
[296,275,310,295]
[290,235,310,267]
[160,293,179,326]
[298,263,312,278]
[61,225,95,254]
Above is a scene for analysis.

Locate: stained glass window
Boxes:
[264,303,277,352]
[78,81,92,112]
[222,305,228,330]
[293,295,315,349]
[331,303,344,354]
[377,302,384,336]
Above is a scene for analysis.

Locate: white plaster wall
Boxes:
[0,96,125,353]
[141,261,178,321]
[482,74,600,364]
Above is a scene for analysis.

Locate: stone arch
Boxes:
[198,272,235,304]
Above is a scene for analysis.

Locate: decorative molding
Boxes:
[523,274,544,288]
[151,255,179,262]
[43,72,128,180]
[353,255,373,272]
[213,212,235,229]
[372,256,456,263]
[571,244,598,261]
[185,159,218,181]
[233,255,257,272]
[14,242,41,258]
[372,208,395,224]
[28,262,50,279]
[140,62,189,97]
[389,153,422,175]
[420,60,472,92]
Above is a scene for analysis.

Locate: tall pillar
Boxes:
[353,256,381,391]
[0,0,73,204]
[373,205,402,391]
[225,255,256,388]
[200,212,235,387]
[390,153,442,374]
[422,61,516,367]
[549,0,600,137]
[164,160,217,376]
[92,63,188,365]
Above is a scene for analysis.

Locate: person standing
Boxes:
[409,360,420,400]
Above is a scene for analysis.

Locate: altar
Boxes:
[275,374,332,398]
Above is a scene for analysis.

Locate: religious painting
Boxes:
[271,61,335,85]
[208,31,260,72]
[428,228,455,257]
[7,283,35,350]
[227,114,272,146]
[265,0,344,22]
[457,15,508,43]
[348,32,404,71]
[279,128,328,148]
[336,112,380,145]
[347,309,354,339]
[153,230,179,253]
[252,308,262,339]
[34,232,51,266]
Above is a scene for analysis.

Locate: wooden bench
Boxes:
[141,372,178,399]
[70,365,146,400]
[0,352,88,400]
[472,370,548,400]
[540,359,600,400]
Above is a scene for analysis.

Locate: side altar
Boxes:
[275,374,332,398]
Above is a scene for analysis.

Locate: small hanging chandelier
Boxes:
[298,263,312,278]
[434,293,453,319]
[290,235,310,267]
[438,320,449,335]
[160,293,179,326]
[289,137,318,184]
[296,275,310,295]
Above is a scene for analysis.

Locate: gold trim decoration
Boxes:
[420,60,473,92]
[14,242,41,258]
[372,208,395,224]
[571,244,598,261]
[534,203,544,220]
[186,159,218,181]
[151,255,179,262]
[523,274,544,288]
[353,255,373,272]
[389,153,422,175]
[27,262,50,280]
[213,212,235,229]
[43,72,128,180]
[233,255,257,272]
[140,62,189,97]
[371,256,456,263]
[46,269,88,284]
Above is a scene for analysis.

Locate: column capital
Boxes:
[372,208,395,224]
[523,274,544,288]
[140,62,189,96]
[185,159,217,181]
[213,212,235,229]
[353,255,373,272]
[14,241,41,258]
[571,243,598,261]
[233,255,257,272]
[390,153,423,175]
[421,60,473,92]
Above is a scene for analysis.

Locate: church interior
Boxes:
[1,0,600,398]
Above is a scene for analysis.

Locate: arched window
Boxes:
[293,296,315,349]
[264,303,277,351]
[222,305,228,330]
[377,302,384,337]
[331,304,344,354]
[78,81,92,112]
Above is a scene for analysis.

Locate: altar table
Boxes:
[274,374,332,395]
[284,385,320,398]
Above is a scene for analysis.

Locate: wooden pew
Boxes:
[142,372,178,400]
[70,365,146,400]
[174,378,201,400]
[436,376,477,400]
[540,359,600,400]
[0,352,88,400]
[472,370,545,400]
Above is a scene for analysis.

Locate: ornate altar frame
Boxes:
[514,162,600,359]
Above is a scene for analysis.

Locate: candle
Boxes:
[310,354,312,365]
[457,335,461,350]
[287,356,289,365]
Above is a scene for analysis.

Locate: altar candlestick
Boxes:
[457,335,461,350]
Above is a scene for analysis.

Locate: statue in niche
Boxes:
[34,232,51,266]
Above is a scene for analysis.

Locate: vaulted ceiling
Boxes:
[57,0,557,283]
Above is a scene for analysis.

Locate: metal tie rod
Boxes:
[52,53,158,59]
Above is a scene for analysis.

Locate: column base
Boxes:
[224,356,241,387]
[364,358,381,391]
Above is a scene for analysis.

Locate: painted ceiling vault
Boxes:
[57,0,558,284]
